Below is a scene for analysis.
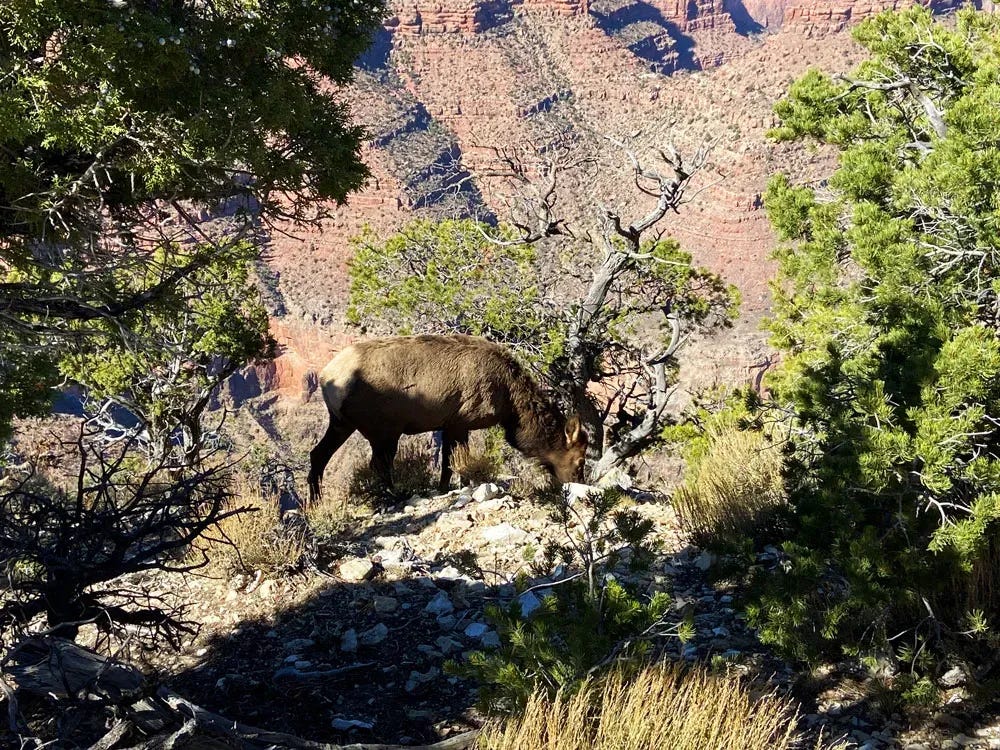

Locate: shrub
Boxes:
[0,433,239,644]
[673,414,786,549]
[453,578,678,715]
[746,7,1000,666]
[450,483,691,715]
[450,427,509,486]
[476,662,800,750]
[205,476,309,577]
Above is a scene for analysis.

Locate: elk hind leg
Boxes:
[369,434,400,503]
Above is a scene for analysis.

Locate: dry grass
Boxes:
[202,477,307,576]
[347,437,436,501]
[477,662,800,750]
[673,425,786,547]
[450,443,503,487]
[965,529,1000,621]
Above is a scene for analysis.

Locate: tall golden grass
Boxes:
[673,425,785,547]
[477,663,800,750]
[202,476,307,575]
[450,443,504,487]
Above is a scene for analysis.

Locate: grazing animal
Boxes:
[307,334,588,504]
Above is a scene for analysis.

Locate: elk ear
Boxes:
[565,415,582,446]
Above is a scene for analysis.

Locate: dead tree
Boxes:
[473,139,733,481]
[0,424,247,645]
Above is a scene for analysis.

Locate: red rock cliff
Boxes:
[783,0,963,36]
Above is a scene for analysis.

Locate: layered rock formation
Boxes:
[782,0,965,36]
[387,0,589,35]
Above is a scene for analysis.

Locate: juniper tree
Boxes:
[0,1,381,640]
[749,6,1000,668]
[0,0,384,442]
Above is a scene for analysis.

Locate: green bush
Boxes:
[450,483,692,715]
[747,6,1000,669]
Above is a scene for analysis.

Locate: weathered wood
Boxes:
[86,719,134,750]
[160,687,479,750]
[4,637,480,750]
[5,636,144,702]
[272,661,376,686]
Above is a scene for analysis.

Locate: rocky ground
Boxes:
[105,478,1000,750]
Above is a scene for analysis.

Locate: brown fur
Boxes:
[308,334,588,503]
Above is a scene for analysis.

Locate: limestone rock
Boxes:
[424,590,454,617]
[359,623,388,646]
[481,522,529,544]
[340,558,375,582]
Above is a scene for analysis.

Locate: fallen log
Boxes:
[160,687,479,750]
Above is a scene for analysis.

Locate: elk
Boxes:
[307,334,588,503]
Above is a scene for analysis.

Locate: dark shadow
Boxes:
[371,97,489,218]
[722,0,765,35]
[163,499,784,747]
[356,27,392,73]
[590,0,699,72]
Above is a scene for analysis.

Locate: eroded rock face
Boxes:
[388,0,588,37]
[783,0,964,37]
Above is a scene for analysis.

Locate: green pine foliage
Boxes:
[452,578,673,716]
[58,242,274,465]
[347,219,562,364]
[450,483,691,715]
[0,0,383,440]
[749,7,1000,666]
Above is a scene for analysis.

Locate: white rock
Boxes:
[564,482,597,503]
[477,497,506,513]
[435,636,462,654]
[481,630,501,649]
[359,623,388,646]
[460,579,487,597]
[694,551,716,571]
[481,522,529,544]
[332,718,374,731]
[340,629,358,653]
[596,467,632,490]
[405,667,440,692]
[433,566,466,581]
[339,558,374,582]
[940,666,966,688]
[424,590,454,617]
[451,494,473,509]
[464,622,489,639]
[373,595,399,614]
[517,591,543,617]
[436,614,457,630]
[376,548,408,566]
[473,483,502,502]
[257,579,277,599]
